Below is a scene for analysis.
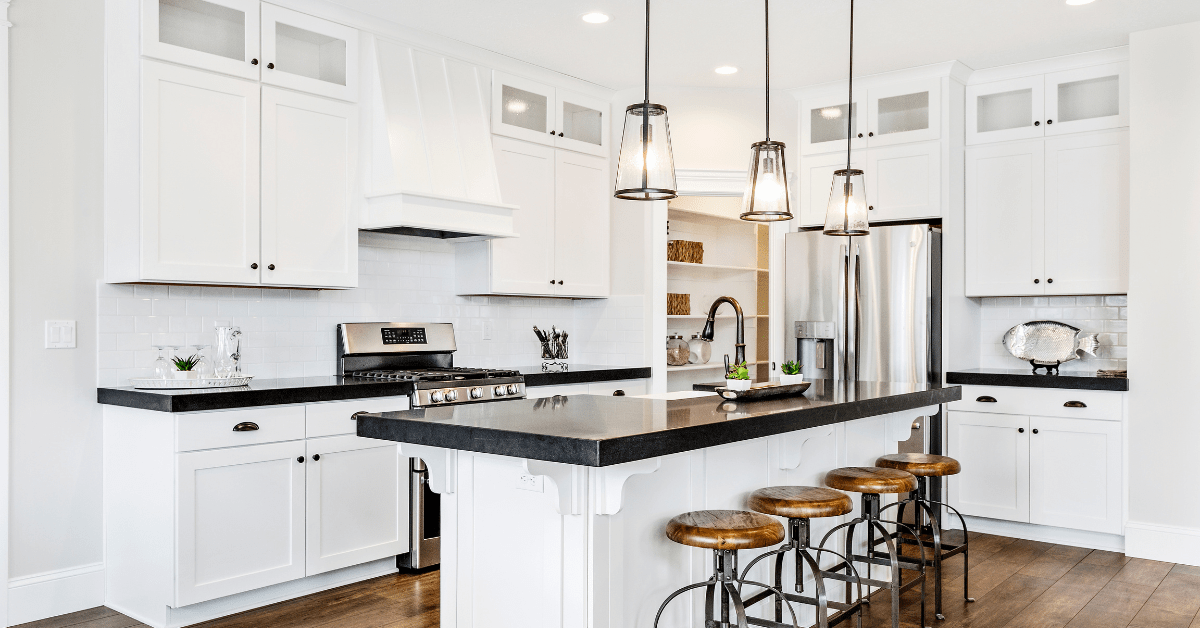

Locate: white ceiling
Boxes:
[331,0,1200,91]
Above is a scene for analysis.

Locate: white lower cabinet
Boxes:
[947,386,1124,535]
[525,379,649,399]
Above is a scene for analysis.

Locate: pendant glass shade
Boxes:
[823,168,869,236]
[614,103,677,201]
[740,141,793,221]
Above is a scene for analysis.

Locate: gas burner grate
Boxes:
[348,367,521,382]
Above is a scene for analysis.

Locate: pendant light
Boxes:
[823,0,869,236]
[614,0,677,201]
[740,0,793,222]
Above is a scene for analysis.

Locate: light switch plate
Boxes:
[45,320,76,349]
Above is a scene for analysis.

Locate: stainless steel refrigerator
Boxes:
[785,224,942,455]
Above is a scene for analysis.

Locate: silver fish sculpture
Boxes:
[1002,321,1099,374]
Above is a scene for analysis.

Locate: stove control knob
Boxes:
[430,390,445,403]
[493,385,507,396]
[507,384,519,395]
[470,387,484,399]
[445,389,459,402]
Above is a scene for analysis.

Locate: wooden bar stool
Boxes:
[821,467,930,628]
[738,487,865,628]
[876,453,975,620]
[653,510,799,628]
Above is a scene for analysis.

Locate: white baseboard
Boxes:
[108,557,399,628]
[1125,521,1200,567]
[961,516,1125,553]
[7,562,105,627]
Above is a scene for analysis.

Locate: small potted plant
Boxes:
[780,360,804,385]
[172,353,202,380]
[725,362,752,391]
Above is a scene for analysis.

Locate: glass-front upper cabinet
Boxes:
[143,0,261,80]
[967,75,1045,145]
[865,78,941,148]
[1044,63,1128,137]
[554,90,608,157]
[261,3,358,102]
[492,72,555,146]
[799,91,866,156]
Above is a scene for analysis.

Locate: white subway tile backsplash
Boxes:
[99,233,645,384]
[978,295,1127,372]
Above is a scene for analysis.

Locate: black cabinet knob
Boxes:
[297,456,305,463]
[1018,428,1025,433]
[251,263,258,269]
[550,130,555,134]
[1032,428,1039,434]
[1034,279,1040,284]
[868,132,874,137]
[1047,278,1053,283]
[557,280,564,285]
[558,132,564,137]
[857,133,863,138]
[1034,121,1041,126]
[268,264,275,270]
[1047,119,1054,125]
[868,206,874,211]
[267,62,275,69]
[251,58,259,65]
[312,454,321,461]
[550,279,555,284]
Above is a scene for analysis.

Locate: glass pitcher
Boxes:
[214,326,242,378]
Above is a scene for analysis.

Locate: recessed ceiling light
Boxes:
[1066,0,1094,5]
[715,66,738,75]
[582,12,610,24]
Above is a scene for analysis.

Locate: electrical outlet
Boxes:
[45,320,76,349]
[482,320,493,340]
[515,474,543,492]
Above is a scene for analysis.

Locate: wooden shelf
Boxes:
[666,360,769,373]
[668,206,756,228]
[667,261,766,275]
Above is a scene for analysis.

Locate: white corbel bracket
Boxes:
[774,425,836,471]
[403,444,458,495]
[883,406,940,444]
[593,458,661,516]
[526,460,587,516]
[526,457,662,517]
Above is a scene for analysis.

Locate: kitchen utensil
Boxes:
[1002,320,1099,374]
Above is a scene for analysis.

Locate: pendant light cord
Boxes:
[845,0,854,173]
[644,0,650,105]
[765,0,770,141]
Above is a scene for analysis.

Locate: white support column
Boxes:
[1,2,13,623]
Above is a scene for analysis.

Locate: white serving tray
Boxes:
[130,376,255,390]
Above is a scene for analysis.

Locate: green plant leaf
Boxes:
[172,353,201,371]
[726,362,750,380]
[781,360,802,375]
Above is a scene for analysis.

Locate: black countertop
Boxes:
[356,380,961,467]
[946,368,1128,392]
[96,364,653,413]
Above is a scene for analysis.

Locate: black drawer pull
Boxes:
[976,396,997,403]
[612,390,626,396]
[1064,401,1087,408]
[232,422,259,432]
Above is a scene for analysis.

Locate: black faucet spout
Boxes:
[700,296,746,367]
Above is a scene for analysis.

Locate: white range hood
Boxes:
[359,35,517,240]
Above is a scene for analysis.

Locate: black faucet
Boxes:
[700,296,746,367]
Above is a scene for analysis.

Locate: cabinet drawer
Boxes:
[949,385,1121,421]
[176,406,305,452]
[306,396,411,439]
[588,379,648,397]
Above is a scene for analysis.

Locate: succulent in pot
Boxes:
[780,360,804,385]
[725,362,752,391]
[172,353,202,380]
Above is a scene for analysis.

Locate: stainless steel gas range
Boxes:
[336,322,528,570]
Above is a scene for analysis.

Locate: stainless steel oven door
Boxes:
[400,458,440,569]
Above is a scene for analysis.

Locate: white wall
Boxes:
[8,0,108,622]
[1126,20,1200,566]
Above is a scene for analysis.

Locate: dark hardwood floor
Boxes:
[16,533,1200,628]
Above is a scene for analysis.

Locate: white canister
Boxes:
[687,334,711,364]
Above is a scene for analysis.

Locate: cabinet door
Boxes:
[554,150,611,297]
[965,140,1045,296]
[865,78,941,148]
[866,141,941,222]
[798,152,863,228]
[947,411,1030,522]
[176,440,306,606]
[492,72,555,145]
[1043,130,1129,295]
[141,61,261,285]
[554,89,609,157]
[261,87,358,288]
[967,76,1045,145]
[490,136,556,295]
[1028,416,1121,534]
[1045,63,1128,137]
[306,436,408,576]
[260,3,359,102]
[799,91,866,156]
[142,0,261,80]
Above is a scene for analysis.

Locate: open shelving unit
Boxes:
[664,197,772,393]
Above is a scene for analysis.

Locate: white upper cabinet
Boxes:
[865,78,941,148]
[799,90,865,156]
[967,62,1127,145]
[553,150,610,297]
[866,141,941,222]
[965,139,1045,296]
[485,136,557,295]
[261,3,358,102]
[141,61,262,285]
[143,0,261,80]
[492,72,609,157]
[797,152,861,227]
[260,87,358,288]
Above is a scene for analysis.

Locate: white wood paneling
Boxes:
[371,39,431,194]
[948,411,1030,522]
[1028,416,1122,534]
[965,140,1045,296]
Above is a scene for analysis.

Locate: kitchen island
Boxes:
[356,379,960,628]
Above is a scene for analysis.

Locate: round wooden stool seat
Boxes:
[875,453,962,477]
[748,486,854,519]
[825,467,918,494]
[665,510,786,550]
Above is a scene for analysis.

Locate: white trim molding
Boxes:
[1125,521,1200,568]
[1,1,13,624]
[959,516,1125,554]
[8,563,105,627]
[674,168,798,199]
